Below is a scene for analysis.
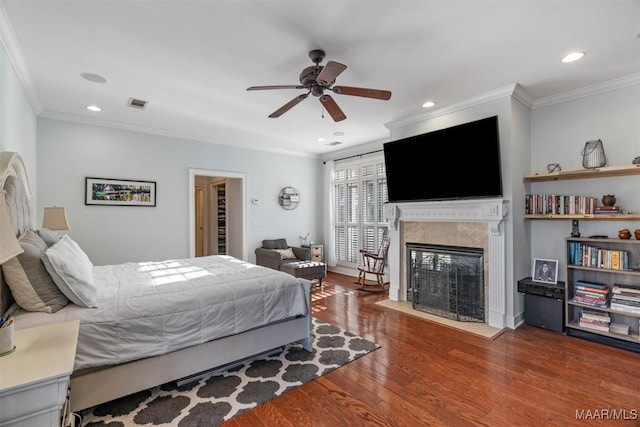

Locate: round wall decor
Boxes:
[279,187,300,210]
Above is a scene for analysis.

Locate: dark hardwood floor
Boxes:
[226,272,640,426]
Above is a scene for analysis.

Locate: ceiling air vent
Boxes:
[127,98,148,109]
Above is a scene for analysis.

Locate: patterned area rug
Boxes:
[79,318,380,426]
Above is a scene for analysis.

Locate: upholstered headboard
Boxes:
[0,151,34,315]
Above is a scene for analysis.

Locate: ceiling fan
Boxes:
[246,49,392,122]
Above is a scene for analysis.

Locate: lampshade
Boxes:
[0,191,23,264]
[42,206,70,231]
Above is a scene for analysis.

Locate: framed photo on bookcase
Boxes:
[532,258,558,284]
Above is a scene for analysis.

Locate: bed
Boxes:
[0,151,312,413]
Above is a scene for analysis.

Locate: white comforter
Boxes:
[11,255,309,370]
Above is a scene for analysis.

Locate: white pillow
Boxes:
[41,235,97,308]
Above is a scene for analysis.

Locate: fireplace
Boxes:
[384,199,509,329]
[407,243,484,322]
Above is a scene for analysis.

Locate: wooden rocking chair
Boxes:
[355,230,390,291]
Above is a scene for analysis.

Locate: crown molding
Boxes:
[385,84,532,130]
[532,73,640,109]
[38,109,319,159]
[0,3,42,114]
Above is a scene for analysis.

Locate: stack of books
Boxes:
[567,241,628,270]
[593,205,624,215]
[610,284,640,314]
[525,194,597,215]
[579,308,610,332]
[609,322,630,336]
[572,281,610,308]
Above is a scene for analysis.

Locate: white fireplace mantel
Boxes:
[384,198,510,329]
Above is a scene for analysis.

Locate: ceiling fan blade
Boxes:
[319,95,346,122]
[332,86,392,100]
[268,93,309,118]
[316,61,347,85]
[247,85,304,91]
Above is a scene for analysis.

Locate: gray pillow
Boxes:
[262,239,288,249]
[1,230,69,313]
[37,228,63,247]
[41,235,97,308]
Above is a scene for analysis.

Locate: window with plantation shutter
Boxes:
[333,154,388,267]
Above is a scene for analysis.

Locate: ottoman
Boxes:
[280,261,327,286]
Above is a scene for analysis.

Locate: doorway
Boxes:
[189,169,247,261]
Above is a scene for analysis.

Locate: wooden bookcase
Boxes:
[523,164,640,351]
[565,237,640,352]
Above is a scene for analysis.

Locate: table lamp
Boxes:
[42,206,70,231]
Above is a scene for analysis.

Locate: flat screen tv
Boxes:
[383,115,502,203]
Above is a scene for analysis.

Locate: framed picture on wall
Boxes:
[532,258,558,284]
[85,177,156,206]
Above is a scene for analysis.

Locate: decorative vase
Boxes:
[635,229,640,240]
[633,157,640,165]
[619,229,631,239]
[602,194,616,207]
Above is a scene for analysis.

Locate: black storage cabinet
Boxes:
[517,277,565,333]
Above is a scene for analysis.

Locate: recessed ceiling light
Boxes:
[333,131,345,136]
[422,101,436,108]
[561,52,585,63]
[81,72,107,84]
[317,137,325,142]
[86,105,102,112]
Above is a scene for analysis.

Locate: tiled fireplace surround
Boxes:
[384,199,509,329]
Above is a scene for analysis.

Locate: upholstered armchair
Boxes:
[255,238,311,270]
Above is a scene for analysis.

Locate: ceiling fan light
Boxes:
[561,51,585,63]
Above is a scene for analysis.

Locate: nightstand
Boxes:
[0,320,79,427]
[303,244,323,262]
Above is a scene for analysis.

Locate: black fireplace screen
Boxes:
[407,243,484,322]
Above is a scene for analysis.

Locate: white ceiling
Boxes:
[1,1,639,157]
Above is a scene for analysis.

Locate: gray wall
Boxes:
[0,44,37,212]
[529,82,640,281]
[36,118,323,265]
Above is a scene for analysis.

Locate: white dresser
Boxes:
[0,320,79,427]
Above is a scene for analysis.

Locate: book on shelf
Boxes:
[610,293,640,303]
[525,194,597,215]
[572,296,609,308]
[611,298,640,309]
[580,308,611,322]
[593,206,623,214]
[612,284,640,295]
[609,322,630,335]
[574,280,607,289]
[575,284,609,294]
[611,251,620,270]
[568,244,629,269]
[579,320,610,332]
[610,302,640,314]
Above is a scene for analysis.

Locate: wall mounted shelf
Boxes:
[524,214,640,220]
[523,164,640,182]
